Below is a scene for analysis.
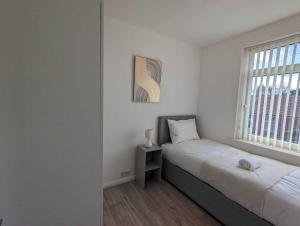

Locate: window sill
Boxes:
[232,139,300,166]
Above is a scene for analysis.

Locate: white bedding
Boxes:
[162,139,300,226]
[263,170,300,226]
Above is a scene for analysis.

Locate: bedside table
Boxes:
[136,145,162,188]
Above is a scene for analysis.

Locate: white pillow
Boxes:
[167,119,200,144]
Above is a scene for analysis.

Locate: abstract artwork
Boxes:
[133,56,162,103]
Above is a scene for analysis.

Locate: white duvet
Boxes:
[162,139,300,226]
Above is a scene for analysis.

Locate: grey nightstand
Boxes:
[136,145,162,188]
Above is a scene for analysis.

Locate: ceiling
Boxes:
[104,0,300,47]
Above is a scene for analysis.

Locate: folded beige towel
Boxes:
[239,156,261,171]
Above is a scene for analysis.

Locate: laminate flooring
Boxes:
[104,180,222,226]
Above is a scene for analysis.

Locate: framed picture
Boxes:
[133,55,162,103]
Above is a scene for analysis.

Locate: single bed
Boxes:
[158,115,300,226]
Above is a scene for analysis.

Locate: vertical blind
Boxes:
[238,35,300,153]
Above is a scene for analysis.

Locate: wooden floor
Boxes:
[104,180,222,226]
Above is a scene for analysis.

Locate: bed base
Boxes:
[162,158,273,226]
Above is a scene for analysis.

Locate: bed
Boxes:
[158,115,300,226]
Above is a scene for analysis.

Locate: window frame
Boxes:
[235,33,300,154]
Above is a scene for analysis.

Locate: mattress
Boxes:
[162,139,300,226]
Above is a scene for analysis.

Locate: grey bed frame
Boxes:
[158,115,273,226]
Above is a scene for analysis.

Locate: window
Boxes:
[236,34,300,154]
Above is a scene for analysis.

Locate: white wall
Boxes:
[198,13,300,166]
[103,18,201,185]
[0,0,102,225]
[0,1,25,223]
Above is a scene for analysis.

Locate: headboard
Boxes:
[157,115,197,145]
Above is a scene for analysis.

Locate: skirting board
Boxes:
[103,175,135,189]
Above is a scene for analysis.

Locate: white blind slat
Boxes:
[248,52,261,141]
[280,43,297,148]
[273,45,289,146]
[289,73,300,150]
[266,48,281,145]
[243,50,255,139]
[260,49,274,143]
[254,50,267,141]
